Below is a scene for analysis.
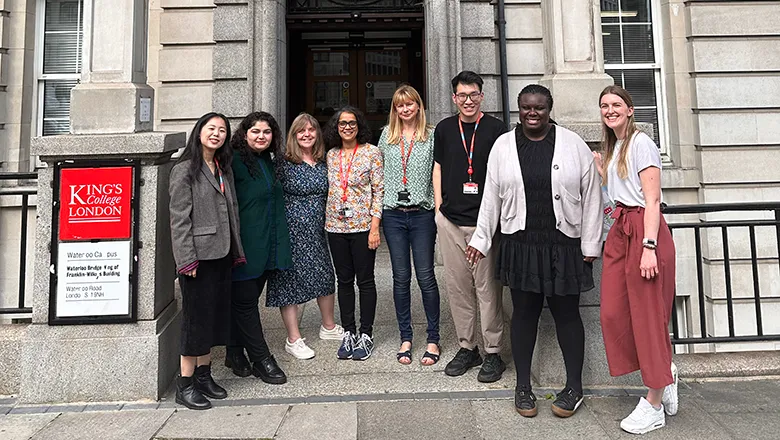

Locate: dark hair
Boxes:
[323,106,373,149]
[518,84,554,111]
[451,71,484,93]
[178,112,232,180]
[230,111,283,179]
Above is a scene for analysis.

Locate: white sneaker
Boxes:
[319,324,345,340]
[285,337,315,360]
[662,362,679,416]
[620,397,666,435]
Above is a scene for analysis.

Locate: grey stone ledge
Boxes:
[31,132,186,160]
[560,122,653,144]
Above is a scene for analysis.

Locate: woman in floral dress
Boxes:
[266,113,343,360]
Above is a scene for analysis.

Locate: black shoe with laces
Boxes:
[477,353,506,383]
[252,355,287,385]
[551,387,584,418]
[514,385,537,417]
[225,350,252,378]
[444,347,483,377]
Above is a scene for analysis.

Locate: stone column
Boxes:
[69,0,155,134]
[21,0,184,403]
[424,0,462,125]
[539,0,613,140]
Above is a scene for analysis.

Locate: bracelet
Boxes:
[642,243,656,250]
[642,238,657,247]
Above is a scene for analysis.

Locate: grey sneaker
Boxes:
[352,333,374,360]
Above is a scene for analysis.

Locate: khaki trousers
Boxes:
[435,211,504,353]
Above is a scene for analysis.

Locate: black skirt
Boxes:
[496,126,594,296]
[497,229,594,296]
[178,256,232,356]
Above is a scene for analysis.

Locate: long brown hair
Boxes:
[285,113,325,164]
[386,85,430,144]
[599,85,638,183]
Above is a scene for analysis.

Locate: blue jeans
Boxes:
[382,208,440,344]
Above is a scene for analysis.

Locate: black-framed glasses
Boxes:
[454,92,483,103]
[338,120,358,129]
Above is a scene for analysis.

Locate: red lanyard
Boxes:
[339,144,360,202]
[213,158,225,194]
[458,112,483,181]
[400,131,416,188]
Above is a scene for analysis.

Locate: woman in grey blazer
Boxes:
[169,112,246,410]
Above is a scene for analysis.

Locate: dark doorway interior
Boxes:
[288,25,425,144]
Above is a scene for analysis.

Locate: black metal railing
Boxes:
[0,172,37,317]
[288,0,422,13]
[663,202,780,345]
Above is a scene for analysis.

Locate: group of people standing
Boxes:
[167,70,677,435]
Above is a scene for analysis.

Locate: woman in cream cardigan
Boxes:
[466,84,601,418]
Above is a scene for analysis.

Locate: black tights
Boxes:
[511,290,584,393]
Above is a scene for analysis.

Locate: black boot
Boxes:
[225,350,252,378]
[194,364,228,399]
[175,375,212,410]
[252,355,287,385]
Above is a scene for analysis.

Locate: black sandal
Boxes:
[396,350,412,364]
[421,345,440,366]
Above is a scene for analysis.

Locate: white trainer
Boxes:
[662,362,679,416]
[620,397,666,435]
[319,324,345,340]
[285,337,315,360]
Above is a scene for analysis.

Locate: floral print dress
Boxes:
[266,159,335,307]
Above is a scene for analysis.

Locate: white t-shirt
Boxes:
[606,131,662,207]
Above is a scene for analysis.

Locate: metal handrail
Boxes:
[663,202,780,345]
[0,172,38,316]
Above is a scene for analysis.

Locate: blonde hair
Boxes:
[285,113,325,164]
[599,85,638,183]
[386,85,430,144]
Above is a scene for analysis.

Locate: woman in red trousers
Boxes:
[594,86,677,435]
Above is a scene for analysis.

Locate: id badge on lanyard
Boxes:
[459,113,482,195]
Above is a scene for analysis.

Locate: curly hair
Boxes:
[230,111,283,179]
[177,112,232,181]
[323,106,373,149]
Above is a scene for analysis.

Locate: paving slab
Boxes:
[585,396,733,439]
[0,414,59,440]
[707,412,780,440]
[357,400,480,440]
[275,403,357,440]
[30,409,173,440]
[471,398,611,439]
[687,379,780,413]
[154,405,288,440]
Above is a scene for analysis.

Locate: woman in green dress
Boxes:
[227,111,291,384]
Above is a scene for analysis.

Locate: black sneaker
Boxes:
[444,347,483,376]
[551,387,584,418]
[514,385,537,417]
[477,353,506,383]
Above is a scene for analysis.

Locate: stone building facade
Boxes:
[0,0,778,399]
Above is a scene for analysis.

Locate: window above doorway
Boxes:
[288,0,422,14]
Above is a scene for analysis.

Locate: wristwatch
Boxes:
[642,238,657,250]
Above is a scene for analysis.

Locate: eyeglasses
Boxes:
[454,92,483,103]
[338,120,358,129]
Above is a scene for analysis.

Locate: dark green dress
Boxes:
[231,152,292,281]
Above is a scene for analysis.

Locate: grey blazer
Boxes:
[169,159,246,273]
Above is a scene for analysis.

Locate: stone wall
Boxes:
[671,0,780,352]
[149,0,217,134]
[0,0,36,172]
[459,0,544,123]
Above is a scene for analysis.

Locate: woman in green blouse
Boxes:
[227,112,290,384]
[378,85,441,365]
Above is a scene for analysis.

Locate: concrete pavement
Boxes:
[2,379,780,439]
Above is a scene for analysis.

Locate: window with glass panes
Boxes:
[38,0,84,136]
[600,0,666,151]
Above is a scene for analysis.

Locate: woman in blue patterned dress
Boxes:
[267,113,342,360]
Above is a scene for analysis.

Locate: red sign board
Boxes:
[59,167,133,240]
